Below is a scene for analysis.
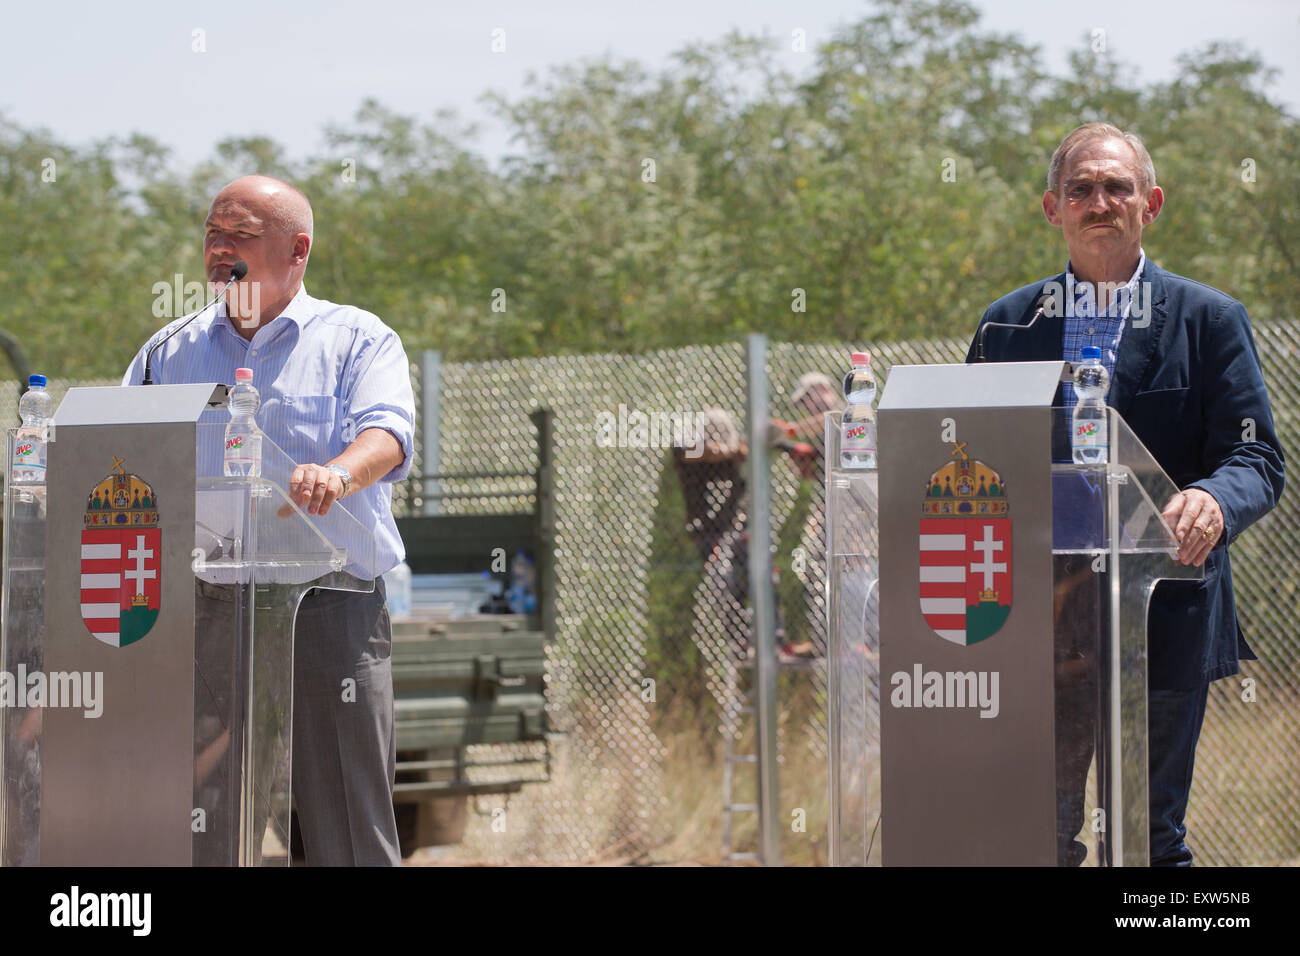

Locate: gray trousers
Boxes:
[290,582,402,866]
[193,579,401,866]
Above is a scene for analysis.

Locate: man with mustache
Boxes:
[969,123,1284,865]
[124,175,414,865]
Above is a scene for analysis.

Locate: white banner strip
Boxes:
[81,544,122,560]
[920,597,966,615]
[920,565,965,583]
[919,534,965,551]
[80,603,120,619]
[80,573,120,589]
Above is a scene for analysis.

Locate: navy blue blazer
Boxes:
[967,261,1286,689]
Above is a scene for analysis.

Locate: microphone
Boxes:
[141,260,248,385]
[975,289,1053,363]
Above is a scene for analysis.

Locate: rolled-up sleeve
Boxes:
[344,325,416,483]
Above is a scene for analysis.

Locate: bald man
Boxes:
[124,176,414,865]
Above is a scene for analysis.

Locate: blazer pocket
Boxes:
[1129,385,1189,421]
[1132,385,1188,401]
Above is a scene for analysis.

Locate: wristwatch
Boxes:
[325,464,352,498]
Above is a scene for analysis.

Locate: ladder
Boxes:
[721,656,760,864]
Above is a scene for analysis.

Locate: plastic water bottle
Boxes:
[507,550,537,614]
[840,352,877,469]
[223,368,262,476]
[382,561,413,621]
[12,375,53,486]
[1072,346,1109,464]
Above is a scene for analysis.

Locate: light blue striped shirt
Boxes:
[1061,249,1146,411]
[122,284,415,576]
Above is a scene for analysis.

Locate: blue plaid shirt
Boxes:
[1061,250,1146,410]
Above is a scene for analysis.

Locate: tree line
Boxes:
[2,0,1296,382]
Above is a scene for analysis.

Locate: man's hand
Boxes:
[288,463,347,517]
[1161,489,1225,567]
[277,428,404,519]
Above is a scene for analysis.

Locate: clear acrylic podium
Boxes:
[1,385,376,866]
[827,362,1202,866]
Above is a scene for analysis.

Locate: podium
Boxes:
[1,384,376,866]
[826,362,1202,866]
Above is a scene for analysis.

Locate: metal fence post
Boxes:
[745,333,782,867]
[531,407,556,644]
[421,350,442,516]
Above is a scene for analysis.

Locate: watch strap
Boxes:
[326,464,352,497]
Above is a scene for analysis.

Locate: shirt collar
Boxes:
[208,283,314,340]
[1065,249,1146,316]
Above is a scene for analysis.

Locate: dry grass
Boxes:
[405,674,1297,866]
[638,680,832,867]
[1185,683,1300,866]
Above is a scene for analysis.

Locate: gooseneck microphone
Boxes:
[141,260,248,384]
[975,290,1053,363]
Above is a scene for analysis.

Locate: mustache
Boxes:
[1083,216,1117,228]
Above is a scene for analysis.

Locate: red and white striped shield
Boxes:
[918,517,1012,646]
[80,528,161,648]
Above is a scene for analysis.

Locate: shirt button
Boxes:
[1087,326,1095,335]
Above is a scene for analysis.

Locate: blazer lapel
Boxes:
[1109,261,1168,419]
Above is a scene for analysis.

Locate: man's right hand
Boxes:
[286,462,347,517]
[1160,489,1224,567]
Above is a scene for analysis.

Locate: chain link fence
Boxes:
[2,319,1296,865]
[425,325,1300,866]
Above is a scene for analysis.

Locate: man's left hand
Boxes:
[1161,489,1225,567]
[288,463,347,516]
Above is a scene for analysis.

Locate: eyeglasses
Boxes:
[1061,178,1141,202]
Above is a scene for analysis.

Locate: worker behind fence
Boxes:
[674,408,752,657]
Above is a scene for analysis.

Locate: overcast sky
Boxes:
[2,0,1296,170]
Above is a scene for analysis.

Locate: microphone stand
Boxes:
[976,293,1051,363]
[141,261,247,384]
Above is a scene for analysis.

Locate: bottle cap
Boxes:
[28,374,46,388]
[1081,346,1102,360]
[234,368,254,383]
[851,351,871,366]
